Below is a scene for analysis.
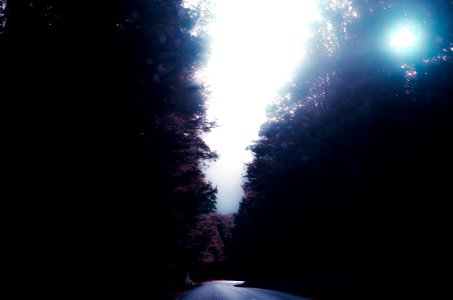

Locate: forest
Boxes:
[1,1,451,299]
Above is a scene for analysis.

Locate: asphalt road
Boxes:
[177,280,311,300]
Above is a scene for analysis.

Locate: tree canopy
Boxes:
[234,1,453,298]
[1,0,217,298]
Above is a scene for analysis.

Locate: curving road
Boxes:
[177,280,311,300]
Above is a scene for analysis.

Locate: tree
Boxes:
[1,1,217,298]
[188,212,235,281]
[234,1,453,298]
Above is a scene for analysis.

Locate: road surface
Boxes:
[177,280,311,300]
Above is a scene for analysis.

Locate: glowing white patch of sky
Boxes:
[196,0,322,213]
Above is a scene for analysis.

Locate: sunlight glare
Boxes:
[390,27,418,52]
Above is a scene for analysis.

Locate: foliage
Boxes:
[188,212,235,281]
[1,0,217,298]
[235,0,453,296]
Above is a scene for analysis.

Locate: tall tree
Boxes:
[2,1,217,298]
[234,1,453,298]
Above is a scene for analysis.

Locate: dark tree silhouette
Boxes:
[234,1,453,299]
[2,1,217,298]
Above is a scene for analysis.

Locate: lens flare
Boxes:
[390,27,418,52]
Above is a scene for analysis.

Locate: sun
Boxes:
[390,26,418,52]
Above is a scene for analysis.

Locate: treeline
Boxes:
[1,1,218,298]
[188,212,235,282]
[234,1,453,298]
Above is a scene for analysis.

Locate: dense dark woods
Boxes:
[1,1,219,298]
[234,0,453,298]
[2,0,453,299]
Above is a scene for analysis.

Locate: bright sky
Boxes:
[196,0,322,213]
